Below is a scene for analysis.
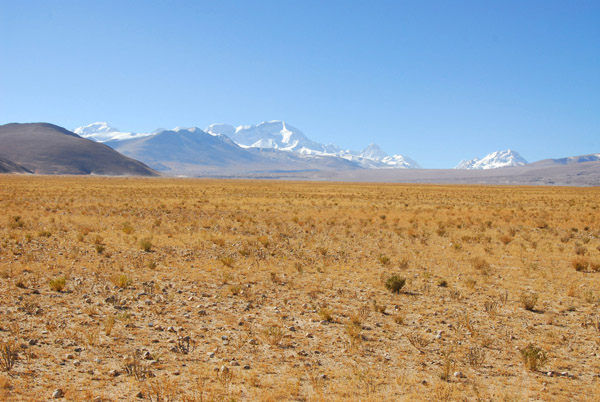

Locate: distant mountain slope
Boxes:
[0,123,158,176]
[106,127,360,176]
[529,153,600,167]
[456,149,527,169]
[0,157,31,173]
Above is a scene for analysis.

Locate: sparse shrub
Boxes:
[500,234,512,245]
[384,275,406,294]
[257,235,270,248]
[211,236,225,247]
[112,274,131,289]
[172,336,196,354]
[49,276,66,292]
[438,279,448,287]
[122,222,134,234]
[124,350,149,380]
[219,256,234,267]
[466,345,486,368]
[520,291,538,311]
[95,244,105,254]
[520,344,547,371]
[574,245,587,256]
[8,216,24,229]
[140,237,153,252]
[262,326,285,346]
[471,257,490,273]
[37,230,51,238]
[406,333,431,352]
[378,254,391,266]
[573,258,589,272]
[105,315,116,336]
[318,307,334,322]
[0,341,18,372]
[229,284,241,295]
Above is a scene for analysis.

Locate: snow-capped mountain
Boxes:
[207,121,420,169]
[455,149,528,170]
[360,143,388,160]
[76,120,420,169]
[207,121,328,154]
[74,122,150,142]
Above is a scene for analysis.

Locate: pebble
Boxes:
[65,354,74,360]
[243,364,251,370]
[453,371,465,378]
[208,352,215,358]
[248,339,258,345]
[52,389,64,398]
[108,369,120,377]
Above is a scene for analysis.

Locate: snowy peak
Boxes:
[224,121,321,153]
[73,122,150,142]
[206,123,236,137]
[456,149,528,169]
[360,143,388,160]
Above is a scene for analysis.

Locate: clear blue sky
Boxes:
[1,0,598,168]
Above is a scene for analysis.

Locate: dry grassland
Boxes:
[0,175,599,401]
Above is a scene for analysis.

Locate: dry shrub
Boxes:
[49,276,66,292]
[520,291,539,311]
[520,344,547,371]
[0,342,18,372]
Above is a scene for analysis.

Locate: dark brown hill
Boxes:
[0,123,158,176]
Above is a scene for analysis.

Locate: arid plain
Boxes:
[0,176,599,401]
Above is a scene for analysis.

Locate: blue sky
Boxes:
[1,0,598,168]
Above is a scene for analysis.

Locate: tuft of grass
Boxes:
[384,275,406,294]
[121,222,134,234]
[520,291,539,311]
[49,276,66,292]
[378,254,391,266]
[139,237,153,252]
[112,274,131,289]
[520,344,547,371]
[0,342,18,372]
[572,258,589,272]
[318,307,334,322]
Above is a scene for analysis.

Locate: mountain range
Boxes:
[75,121,421,170]
[0,121,598,185]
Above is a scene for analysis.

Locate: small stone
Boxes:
[167,326,176,333]
[306,333,314,338]
[148,322,154,327]
[453,371,465,378]
[65,354,74,360]
[230,361,240,366]
[108,369,120,377]
[52,388,64,398]
[207,352,215,358]
[74,347,83,353]
[73,360,81,367]
[28,339,38,346]
[136,391,144,398]
[173,370,180,375]
[319,374,328,380]
[289,326,296,332]
[221,335,229,341]
[243,364,251,370]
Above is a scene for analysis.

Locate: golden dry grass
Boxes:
[0,175,600,401]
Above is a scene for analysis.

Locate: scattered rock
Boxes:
[52,388,64,398]
[453,371,465,378]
